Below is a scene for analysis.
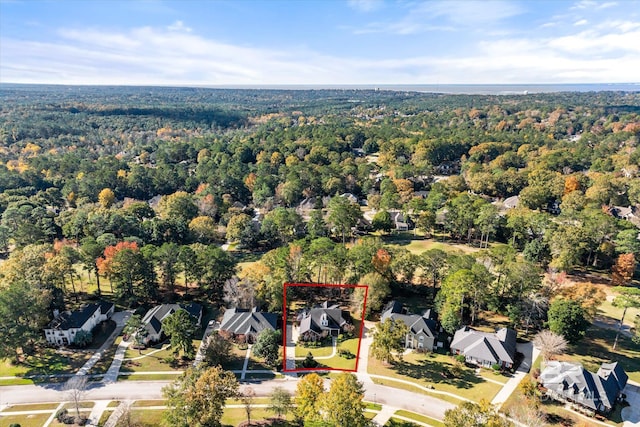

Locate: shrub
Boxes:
[302,352,318,368]
[73,330,93,348]
[455,354,466,363]
[9,424,21,427]
[492,363,501,372]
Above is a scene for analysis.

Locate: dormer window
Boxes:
[321,312,328,326]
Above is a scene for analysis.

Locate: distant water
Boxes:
[208,83,640,95]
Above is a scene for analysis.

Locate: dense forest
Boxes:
[0,84,639,357]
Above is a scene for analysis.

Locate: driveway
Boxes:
[623,382,640,427]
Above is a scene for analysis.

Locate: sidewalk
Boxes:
[491,343,540,408]
[73,311,132,380]
[371,404,397,426]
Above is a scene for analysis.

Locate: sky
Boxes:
[1,0,639,86]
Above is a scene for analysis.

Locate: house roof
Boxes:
[142,303,202,336]
[381,301,438,337]
[47,303,102,331]
[450,326,517,364]
[540,361,627,412]
[219,308,277,336]
[98,301,115,316]
[298,304,348,335]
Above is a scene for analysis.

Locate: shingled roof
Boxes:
[298,302,348,336]
[142,303,202,336]
[450,326,517,365]
[380,301,438,338]
[540,361,627,413]
[47,302,114,331]
[219,308,277,336]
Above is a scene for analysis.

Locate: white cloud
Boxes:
[2,17,640,85]
[574,19,588,26]
[167,21,192,32]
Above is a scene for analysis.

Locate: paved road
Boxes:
[0,377,455,421]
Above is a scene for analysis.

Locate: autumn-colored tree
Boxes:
[97,241,139,278]
[295,372,325,424]
[320,373,367,427]
[372,248,392,276]
[611,286,640,349]
[563,175,581,195]
[558,283,605,319]
[188,215,218,243]
[98,188,115,208]
[612,253,637,287]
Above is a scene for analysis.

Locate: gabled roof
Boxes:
[47,303,102,331]
[540,361,627,412]
[219,308,277,336]
[98,301,115,316]
[450,326,516,364]
[142,303,202,336]
[298,304,347,335]
[381,301,438,338]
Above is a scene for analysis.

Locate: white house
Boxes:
[44,301,115,346]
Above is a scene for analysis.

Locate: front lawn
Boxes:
[295,340,334,358]
[368,351,503,403]
[395,410,445,427]
[295,337,360,371]
[0,413,51,427]
[0,347,92,381]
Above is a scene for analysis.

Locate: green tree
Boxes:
[154,243,180,293]
[163,366,239,427]
[611,286,640,349]
[163,309,196,359]
[307,209,328,239]
[123,314,147,351]
[269,386,293,420]
[202,331,233,367]
[352,272,390,317]
[320,373,367,427]
[444,400,513,427]
[327,196,362,244]
[295,372,325,424]
[158,191,198,223]
[252,329,281,367]
[546,299,589,343]
[372,210,393,233]
[0,281,52,361]
[225,213,252,242]
[371,318,409,364]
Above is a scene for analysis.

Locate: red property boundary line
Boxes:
[282,282,369,373]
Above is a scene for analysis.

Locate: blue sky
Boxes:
[1,0,639,85]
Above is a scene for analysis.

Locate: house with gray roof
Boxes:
[219,307,278,344]
[380,301,439,351]
[44,301,114,346]
[450,326,517,369]
[141,303,202,345]
[297,301,350,341]
[539,361,627,414]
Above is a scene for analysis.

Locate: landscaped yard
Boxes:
[0,347,92,384]
[395,409,445,427]
[0,413,51,427]
[368,351,503,402]
[558,325,640,383]
[221,407,294,427]
[295,340,334,358]
[296,337,360,371]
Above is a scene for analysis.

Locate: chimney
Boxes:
[53,309,60,319]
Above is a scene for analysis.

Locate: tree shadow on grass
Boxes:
[391,357,484,390]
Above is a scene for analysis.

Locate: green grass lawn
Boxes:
[385,418,420,427]
[368,351,502,403]
[295,342,334,358]
[221,345,249,371]
[0,413,51,427]
[558,325,640,383]
[120,341,196,373]
[597,298,640,328]
[383,234,482,255]
[221,407,294,427]
[295,337,360,371]
[0,347,92,381]
[395,409,445,427]
[0,403,59,412]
